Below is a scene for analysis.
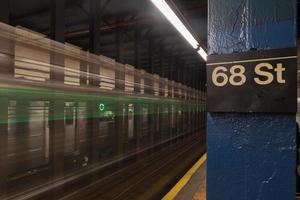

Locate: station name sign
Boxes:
[207,48,297,113]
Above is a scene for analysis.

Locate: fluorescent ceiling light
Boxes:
[150,0,207,61]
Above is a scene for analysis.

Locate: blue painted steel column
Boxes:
[207,0,297,199]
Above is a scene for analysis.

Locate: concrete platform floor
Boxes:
[175,162,206,200]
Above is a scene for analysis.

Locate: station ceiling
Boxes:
[8,0,207,89]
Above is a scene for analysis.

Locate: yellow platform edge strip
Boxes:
[162,153,207,200]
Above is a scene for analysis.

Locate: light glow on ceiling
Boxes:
[150,0,207,61]
[197,47,207,61]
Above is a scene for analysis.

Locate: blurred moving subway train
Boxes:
[0,23,206,200]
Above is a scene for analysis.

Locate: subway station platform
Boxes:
[1,0,300,200]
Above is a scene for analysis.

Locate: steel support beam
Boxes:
[0,0,14,76]
[144,39,155,148]
[49,1,66,198]
[159,45,164,77]
[12,0,82,23]
[89,0,101,55]
[188,69,193,87]
[167,53,173,80]
[50,0,65,43]
[134,70,142,151]
[134,28,141,69]
[0,13,10,192]
[88,0,102,166]
[115,23,126,156]
[148,38,155,73]
[133,29,142,152]
[116,27,124,63]
[0,1,9,24]
[0,98,8,199]
[173,57,179,83]
[0,3,11,196]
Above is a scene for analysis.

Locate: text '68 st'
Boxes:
[212,62,286,87]
[207,48,297,113]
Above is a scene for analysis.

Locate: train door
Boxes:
[7,100,49,194]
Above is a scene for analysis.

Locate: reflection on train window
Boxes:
[128,104,134,139]
[98,102,115,141]
[102,110,115,120]
[178,108,182,115]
